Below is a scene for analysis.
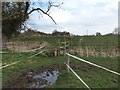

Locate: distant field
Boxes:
[11,35,118,49]
[9,35,119,57]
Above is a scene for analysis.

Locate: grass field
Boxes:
[50,56,119,88]
[2,53,66,87]
[8,35,119,57]
[11,35,118,49]
[2,53,119,88]
[2,35,119,88]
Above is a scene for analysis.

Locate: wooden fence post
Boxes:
[12,42,15,53]
[86,46,88,57]
[67,55,70,73]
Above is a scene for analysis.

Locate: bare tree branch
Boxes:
[28,8,57,24]
[46,1,63,13]
[2,1,63,39]
[27,2,63,24]
[3,2,63,24]
[21,22,29,30]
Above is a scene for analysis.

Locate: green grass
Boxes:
[49,56,119,88]
[83,56,118,72]
[73,56,118,72]
[2,35,119,88]
[2,53,67,86]
[2,53,119,88]
[50,72,87,88]
[10,35,118,49]
[50,70,118,88]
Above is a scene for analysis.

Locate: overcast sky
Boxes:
[26,0,119,35]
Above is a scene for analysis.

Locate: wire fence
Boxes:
[65,52,120,89]
[66,53,120,76]
[0,61,20,69]
[1,41,119,89]
[1,43,47,69]
[65,63,91,90]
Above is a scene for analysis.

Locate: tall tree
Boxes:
[2,1,63,39]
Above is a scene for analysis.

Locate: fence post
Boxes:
[67,55,70,73]
[86,46,88,57]
[12,42,15,53]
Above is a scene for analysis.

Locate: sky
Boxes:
[25,0,119,35]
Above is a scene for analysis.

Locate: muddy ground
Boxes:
[3,64,66,88]
[3,62,118,88]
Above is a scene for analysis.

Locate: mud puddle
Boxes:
[4,63,95,88]
[28,70,59,88]
[5,64,66,88]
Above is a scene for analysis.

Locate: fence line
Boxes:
[65,63,91,90]
[21,43,46,53]
[66,53,120,76]
[2,43,47,54]
[0,61,20,69]
[28,50,44,58]
[0,51,7,54]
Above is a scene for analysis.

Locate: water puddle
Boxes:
[27,70,59,88]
